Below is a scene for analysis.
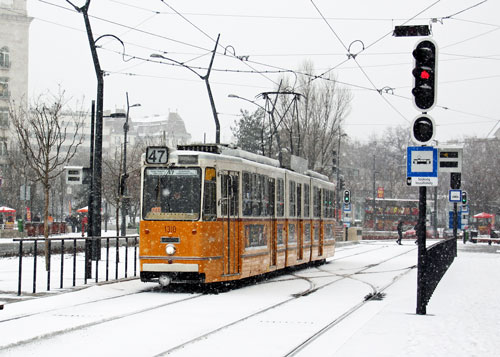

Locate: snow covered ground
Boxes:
[0,239,498,356]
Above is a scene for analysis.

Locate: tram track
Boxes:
[152,245,417,356]
[2,243,417,355]
[283,266,415,356]
[0,289,206,352]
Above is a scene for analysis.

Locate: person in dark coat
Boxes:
[396,221,403,245]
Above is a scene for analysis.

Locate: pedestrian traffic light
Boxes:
[411,114,435,145]
[343,190,351,204]
[461,191,467,204]
[412,39,437,112]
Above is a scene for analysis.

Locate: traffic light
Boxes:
[411,114,435,145]
[343,190,351,204]
[412,39,437,112]
[461,191,467,204]
[339,176,345,190]
[119,173,128,196]
[450,172,461,190]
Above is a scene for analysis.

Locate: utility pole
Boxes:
[372,155,376,229]
[151,34,221,144]
[121,92,140,237]
[416,186,427,315]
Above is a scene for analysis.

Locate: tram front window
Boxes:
[143,167,201,220]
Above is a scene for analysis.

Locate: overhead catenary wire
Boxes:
[157,0,281,87]
[29,0,500,137]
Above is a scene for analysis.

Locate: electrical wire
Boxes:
[29,0,500,135]
[442,0,489,20]
[38,0,213,52]
[156,0,280,87]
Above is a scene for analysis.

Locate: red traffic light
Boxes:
[420,70,430,80]
[412,39,438,112]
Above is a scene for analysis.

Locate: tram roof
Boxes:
[174,143,330,182]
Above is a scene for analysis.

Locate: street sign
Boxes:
[407,146,438,186]
[449,189,462,202]
[343,203,351,212]
[438,147,462,173]
[461,204,469,213]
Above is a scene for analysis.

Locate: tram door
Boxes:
[297,184,303,260]
[269,178,277,267]
[221,172,240,276]
[318,188,324,257]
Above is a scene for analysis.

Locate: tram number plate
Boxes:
[146,147,169,164]
[161,237,180,243]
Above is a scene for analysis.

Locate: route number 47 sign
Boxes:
[146,147,169,164]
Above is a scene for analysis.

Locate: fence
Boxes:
[420,237,456,308]
[13,235,139,296]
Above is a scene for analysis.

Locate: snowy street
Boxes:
[0,240,499,356]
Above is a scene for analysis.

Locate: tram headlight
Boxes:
[165,244,177,256]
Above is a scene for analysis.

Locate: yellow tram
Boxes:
[139,144,338,286]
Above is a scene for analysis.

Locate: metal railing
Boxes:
[13,235,139,296]
[420,237,456,308]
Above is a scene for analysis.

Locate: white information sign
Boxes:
[449,189,462,202]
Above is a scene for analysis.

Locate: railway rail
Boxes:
[153,244,417,356]
[1,242,417,356]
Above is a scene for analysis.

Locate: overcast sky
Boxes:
[25,0,500,144]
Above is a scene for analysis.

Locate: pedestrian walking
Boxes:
[396,221,403,245]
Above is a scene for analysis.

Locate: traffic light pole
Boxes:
[453,202,458,257]
[416,186,427,315]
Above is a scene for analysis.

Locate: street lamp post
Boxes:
[151,37,221,143]
[120,92,140,237]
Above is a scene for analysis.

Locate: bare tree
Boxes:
[10,91,85,269]
[277,61,352,175]
[102,147,123,235]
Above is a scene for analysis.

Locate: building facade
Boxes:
[0,0,31,169]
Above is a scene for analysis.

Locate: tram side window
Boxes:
[243,172,270,217]
[323,189,334,218]
[289,181,296,217]
[313,186,321,218]
[243,172,252,216]
[304,184,310,218]
[262,175,270,216]
[328,190,334,218]
[203,167,216,221]
[252,174,262,216]
[297,184,302,218]
[277,178,285,217]
[221,173,239,216]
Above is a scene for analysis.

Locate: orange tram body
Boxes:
[139,144,338,286]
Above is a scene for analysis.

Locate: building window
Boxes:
[0,78,9,99]
[0,108,8,128]
[0,138,7,156]
[0,47,10,68]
